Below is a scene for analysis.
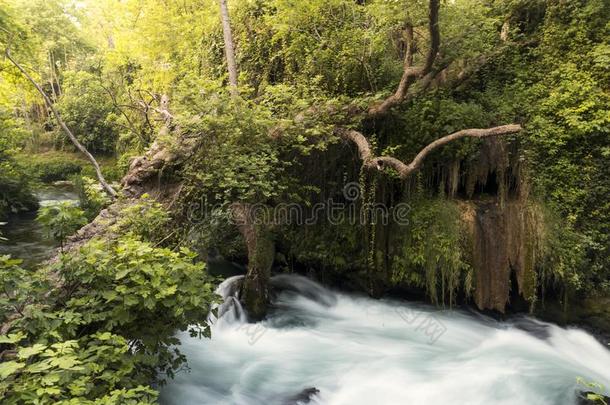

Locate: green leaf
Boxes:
[0,331,26,344]
[0,361,24,379]
[50,355,82,370]
[102,290,118,302]
[17,344,47,360]
[27,359,54,373]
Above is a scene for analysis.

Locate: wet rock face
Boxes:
[462,200,544,313]
[282,387,320,405]
[471,202,513,312]
[577,391,610,405]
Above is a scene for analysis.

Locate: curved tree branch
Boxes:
[337,124,522,179]
[4,46,117,198]
[368,0,440,117]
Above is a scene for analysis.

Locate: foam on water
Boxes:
[160,274,610,405]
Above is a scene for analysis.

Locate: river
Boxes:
[0,184,79,267]
[160,274,610,405]
[2,186,608,404]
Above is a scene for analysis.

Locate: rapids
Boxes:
[160,274,610,405]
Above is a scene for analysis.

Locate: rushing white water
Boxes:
[208,275,247,325]
[160,274,610,405]
[35,186,80,207]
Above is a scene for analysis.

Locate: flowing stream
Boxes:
[160,274,610,405]
[0,184,79,267]
[2,187,608,404]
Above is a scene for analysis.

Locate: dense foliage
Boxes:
[1,0,604,297]
[0,111,37,219]
[56,72,120,154]
[0,0,608,401]
[36,202,87,249]
[0,200,216,403]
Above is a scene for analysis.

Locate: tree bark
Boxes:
[219,0,238,96]
[5,48,117,199]
[367,0,440,117]
[336,124,522,179]
[230,203,274,320]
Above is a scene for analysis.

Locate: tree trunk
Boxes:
[218,0,274,318]
[48,53,58,102]
[219,0,238,96]
[230,203,274,320]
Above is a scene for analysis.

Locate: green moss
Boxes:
[521,202,547,309]
[391,196,471,308]
[20,152,122,184]
[24,152,83,183]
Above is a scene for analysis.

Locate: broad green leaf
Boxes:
[0,361,24,379]
[17,344,47,360]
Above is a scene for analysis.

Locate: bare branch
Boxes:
[4,44,117,198]
[338,124,522,179]
[368,0,440,117]
[97,79,146,143]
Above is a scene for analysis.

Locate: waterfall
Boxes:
[208,275,247,325]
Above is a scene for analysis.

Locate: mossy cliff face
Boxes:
[180,134,586,319]
[277,139,561,315]
[460,200,544,313]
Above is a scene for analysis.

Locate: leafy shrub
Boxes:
[36,161,82,183]
[0,160,38,219]
[55,237,216,378]
[80,158,124,183]
[0,332,158,405]
[56,71,120,155]
[27,153,122,184]
[0,233,216,403]
[26,153,83,183]
[73,176,111,220]
[0,113,38,218]
[112,194,171,242]
[36,203,88,249]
